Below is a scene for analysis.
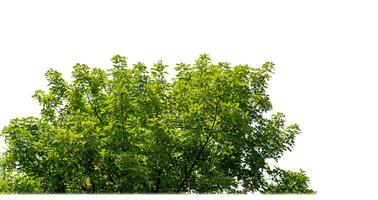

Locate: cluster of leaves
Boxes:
[0,54,314,193]
[264,169,316,194]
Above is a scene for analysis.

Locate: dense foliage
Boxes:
[264,169,315,194]
[0,54,314,193]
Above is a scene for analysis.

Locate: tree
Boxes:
[0,54,315,194]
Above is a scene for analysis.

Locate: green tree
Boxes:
[0,54,315,194]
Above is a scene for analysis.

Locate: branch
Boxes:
[84,92,105,125]
[53,106,67,121]
[176,103,219,193]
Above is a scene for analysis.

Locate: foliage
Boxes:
[264,169,316,194]
[0,54,314,193]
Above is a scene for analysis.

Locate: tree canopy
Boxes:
[0,54,315,194]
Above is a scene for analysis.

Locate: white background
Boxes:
[1,0,378,198]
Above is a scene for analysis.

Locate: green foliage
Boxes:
[0,54,315,194]
[0,173,42,193]
[264,169,316,194]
